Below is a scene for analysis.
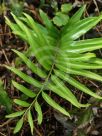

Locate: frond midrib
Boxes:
[21,36,61,118]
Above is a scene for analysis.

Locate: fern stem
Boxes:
[22,38,60,119]
[22,61,55,118]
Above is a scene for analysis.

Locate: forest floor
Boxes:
[0,0,102,136]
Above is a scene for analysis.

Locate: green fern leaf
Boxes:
[13,118,23,134]
[42,91,70,117]
[14,99,30,107]
[35,101,43,125]
[28,110,34,135]
[6,110,25,118]
[12,80,36,98]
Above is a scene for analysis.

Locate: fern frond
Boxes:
[5,6,102,134]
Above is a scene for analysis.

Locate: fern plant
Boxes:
[5,5,102,134]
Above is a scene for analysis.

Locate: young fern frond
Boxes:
[5,6,102,134]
